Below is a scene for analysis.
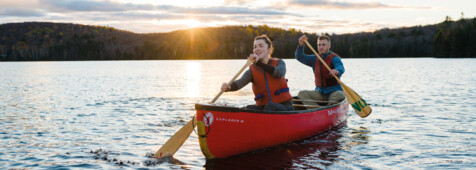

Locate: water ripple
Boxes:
[1,59,474,169]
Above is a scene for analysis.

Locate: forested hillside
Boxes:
[332,16,476,58]
[1,17,475,61]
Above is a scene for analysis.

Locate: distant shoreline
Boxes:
[3,57,476,63]
[1,18,475,61]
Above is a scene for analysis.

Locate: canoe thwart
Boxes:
[292,104,323,108]
[292,99,338,104]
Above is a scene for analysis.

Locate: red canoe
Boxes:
[194,99,349,159]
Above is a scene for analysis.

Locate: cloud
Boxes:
[70,11,182,21]
[39,0,169,12]
[224,0,251,3]
[0,0,295,27]
[27,0,295,24]
[173,6,293,16]
[38,0,292,16]
[223,0,261,6]
[287,0,425,9]
[0,0,429,34]
[0,7,45,17]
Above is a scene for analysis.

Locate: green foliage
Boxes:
[0,18,475,61]
[433,17,476,57]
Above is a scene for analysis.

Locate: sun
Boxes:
[154,18,207,29]
[183,19,203,28]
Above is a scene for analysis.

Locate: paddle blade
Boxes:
[341,83,372,118]
[155,116,197,158]
[155,59,253,159]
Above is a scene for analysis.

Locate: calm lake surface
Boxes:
[1,58,475,169]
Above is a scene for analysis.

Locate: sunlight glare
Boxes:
[157,19,211,29]
[184,19,202,28]
[185,62,201,98]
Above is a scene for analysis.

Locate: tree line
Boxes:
[1,17,475,61]
[331,16,476,58]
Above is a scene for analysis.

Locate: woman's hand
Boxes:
[221,83,231,92]
[248,54,261,64]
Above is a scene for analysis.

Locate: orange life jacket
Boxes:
[250,58,293,106]
[314,52,339,87]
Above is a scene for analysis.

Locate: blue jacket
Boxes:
[295,46,345,96]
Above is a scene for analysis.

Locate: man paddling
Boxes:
[295,35,345,108]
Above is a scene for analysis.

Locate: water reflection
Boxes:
[143,156,187,167]
[1,59,474,169]
[204,123,348,169]
[185,62,201,98]
[349,126,371,145]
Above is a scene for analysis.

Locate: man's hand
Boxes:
[330,69,339,76]
[299,35,308,46]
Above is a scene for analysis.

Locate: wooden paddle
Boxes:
[155,58,254,158]
[304,40,372,118]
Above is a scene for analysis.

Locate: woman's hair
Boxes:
[254,34,274,56]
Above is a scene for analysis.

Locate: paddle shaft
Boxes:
[304,40,343,84]
[304,39,371,118]
[211,59,254,103]
[156,59,254,158]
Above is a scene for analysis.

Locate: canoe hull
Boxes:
[195,100,349,159]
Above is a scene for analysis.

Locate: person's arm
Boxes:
[229,69,252,91]
[332,57,345,76]
[255,59,287,78]
[295,46,315,67]
[255,60,274,74]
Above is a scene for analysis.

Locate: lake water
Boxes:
[0,58,475,169]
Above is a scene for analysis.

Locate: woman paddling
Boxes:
[220,35,293,111]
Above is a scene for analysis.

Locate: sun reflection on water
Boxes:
[185,62,201,98]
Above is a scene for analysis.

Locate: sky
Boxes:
[0,0,475,34]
